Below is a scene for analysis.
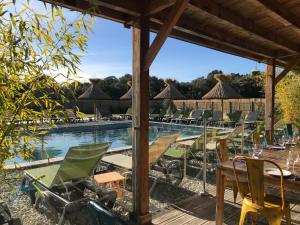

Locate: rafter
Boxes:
[143,0,189,71]
[145,0,176,15]
[189,0,300,54]
[275,56,300,85]
[257,0,300,30]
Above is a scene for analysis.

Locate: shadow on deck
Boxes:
[152,184,300,225]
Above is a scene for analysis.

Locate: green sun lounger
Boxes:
[22,143,115,225]
[24,142,111,189]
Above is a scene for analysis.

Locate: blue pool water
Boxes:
[28,122,203,161]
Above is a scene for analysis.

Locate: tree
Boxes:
[276,72,300,122]
[0,1,93,168]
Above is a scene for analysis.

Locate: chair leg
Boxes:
[239,204,248,225]
[251,212,257,225]
[284,205,292,225]
[232,182,238,204]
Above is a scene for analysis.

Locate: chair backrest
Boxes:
[216,139,229,162]
[228,111,242,122]
[202,110,212,119]
[51,143,111,186]
[245,111,258,122]
[211,111,222,121]
[172,110,182,119]
[192,109,203,119]
[233,156,285,209]
[88,201,128,225]
[226,126,243,141]
[149,134,179,165]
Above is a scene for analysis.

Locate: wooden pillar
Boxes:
[265,59,276,144]
[131,3,152,224]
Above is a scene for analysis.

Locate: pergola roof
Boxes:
[42,0,300,71]
[78,78,111,100]
[202,74,243,99]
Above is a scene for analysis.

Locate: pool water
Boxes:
[29,123,203,161]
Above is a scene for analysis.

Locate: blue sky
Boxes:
[20,0,266,82]
[81,18,266,82]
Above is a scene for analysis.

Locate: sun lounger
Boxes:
[182,109,203,124]
[208,111,222,126]
[87,201,128,225]
[21,143,115,225]
[102,134,179,170]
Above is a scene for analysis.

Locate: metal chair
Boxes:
[216,139,238,203]
[233,156,291,225]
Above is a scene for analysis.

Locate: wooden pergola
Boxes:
[41,0,300,224]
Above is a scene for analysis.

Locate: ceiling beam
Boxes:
[275,56,300,85]
[150,14,279,59]
[189,0,300,54]
[143,0,189,71]
[257,0,300,30]
[145,0,176,15]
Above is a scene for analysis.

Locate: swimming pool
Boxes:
[29,122,203,161]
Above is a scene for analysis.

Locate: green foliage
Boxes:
[276,72,300,122]
[0,0,93,168]
[68,70,265,101]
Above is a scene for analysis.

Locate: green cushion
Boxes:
[25,165,60,188]
[25,142,111,188]
[164,148,185,158]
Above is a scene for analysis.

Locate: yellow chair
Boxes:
[216,139,238,203]
[233,156,291,225]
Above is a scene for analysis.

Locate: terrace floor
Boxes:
[152,182,300,225]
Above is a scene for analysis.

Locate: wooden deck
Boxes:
[152,183,300,225]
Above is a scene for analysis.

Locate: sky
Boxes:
[15,0,266,82]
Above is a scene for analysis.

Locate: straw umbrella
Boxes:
[78,78,111,120]
[154,80,186,115]
[202,74,242,120]
[120,81,132,100]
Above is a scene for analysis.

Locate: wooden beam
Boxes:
[143,0,189,71]
[150,15,279,60]
[265,59,276,144]
[131,2,152,224]
[275,56,300,85]
[145,0,176,15]
[257,0,300,30]
[189,0,300,54]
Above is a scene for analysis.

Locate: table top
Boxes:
[94,171,125,184]
[218,148,300,193]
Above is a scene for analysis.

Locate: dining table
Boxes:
[215,146,300,225]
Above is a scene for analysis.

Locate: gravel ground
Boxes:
[0,165,215,225]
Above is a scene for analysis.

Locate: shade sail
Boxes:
[78,78,111,100]
[202,74,242,100]
[120,81,132,100]
[154,80,186,100]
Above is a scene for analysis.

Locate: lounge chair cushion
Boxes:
[25,143,111,188]
[164,148,185,158]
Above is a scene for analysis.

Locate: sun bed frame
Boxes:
[21,143,116,225]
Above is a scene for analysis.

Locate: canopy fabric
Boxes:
[202,74,242,100]
[154,81,186,100]
[120,81,132,100]
[78,78,111,100]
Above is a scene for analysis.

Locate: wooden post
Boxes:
[131,2,152,224]
[265,59,276,144]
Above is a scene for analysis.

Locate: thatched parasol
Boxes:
[78,78,111,100]
[78,78,111,120]
[120,81,132,100]
[202,74,242,119]
[154,80,186,100]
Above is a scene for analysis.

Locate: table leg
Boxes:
[216,167,225,225]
